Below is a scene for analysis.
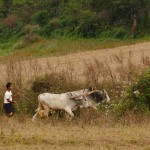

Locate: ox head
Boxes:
[89,88,110,104]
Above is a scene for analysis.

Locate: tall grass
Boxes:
[0,49,150,115]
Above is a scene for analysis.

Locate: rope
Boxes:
[15,101,20,111]
[18,93,37,106]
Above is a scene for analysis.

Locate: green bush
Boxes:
[112,28,129,39]
[122,68,150,112]
[77,13,101,38]
[18,91,39,114]
[38,23,53,37]
[13,40,26,50]
[99,27,129,39]
[0,9,6,19]
[0,24,23,42]
[23,24,40,34]
[60,17,78,29]
[31,10,49,27]
[38,19,61,37]
[13,33,42,50]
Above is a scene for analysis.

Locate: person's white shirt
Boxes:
[4,91,12,104]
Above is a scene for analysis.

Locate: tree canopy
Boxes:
[0,0,150,40]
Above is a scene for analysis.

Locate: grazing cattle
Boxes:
[32,88,110,121]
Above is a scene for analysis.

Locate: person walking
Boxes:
[3,82,19,117]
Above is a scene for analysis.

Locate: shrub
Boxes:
[77,18,100,38]
[38,23,53,37]
[77,11,101,38]
[13,40,26,50]
[23,24,40,34]
[122,68,150,112]
[13,33,41,50]
[0,9,6,19]
[31,10,49,27]
[60,17,78,29]
[0,24,5,31]
[99,27,129,39]
[32,73,68,93]
[0,24,23,42]
[2,15,18,28]
[38,19,60,37]
[50,18,60,28]
[112,28,129,39]
[21,10,34,23]
[23,33,41,44]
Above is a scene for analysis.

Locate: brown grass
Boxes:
[2,15,18,28]
[1,42,150,81]
[0,114,150,150]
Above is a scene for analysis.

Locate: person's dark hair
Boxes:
[6,82,12,89]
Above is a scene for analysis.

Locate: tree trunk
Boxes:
[131,14,137,39]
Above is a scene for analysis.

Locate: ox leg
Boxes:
[56,111,62,120]
[43,105,49,118]
[32,107,42,122]
[65,108,74,120]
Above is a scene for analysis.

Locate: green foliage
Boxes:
[0,0,150,48]
[18,91,39,114]
[100,27,129,39]
[0,23,23,42]
[77,13,101,38]
[31,10,49,27]
[23,24,40,34]
[0,9,6,19]
[13,33,42,50]
[122,68,150,112]
[38,18,64,37]
[32,73,83,94]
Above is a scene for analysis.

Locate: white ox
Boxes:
[32,88,110,121]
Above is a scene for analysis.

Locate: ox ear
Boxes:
[89,87,93,91]
[89,86,96,91]
[93,87,97,91]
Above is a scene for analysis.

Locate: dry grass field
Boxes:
[0,41,150,85]
[0,42,150,150]
[0,113,150,150]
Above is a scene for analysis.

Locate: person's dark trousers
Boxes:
[4,103,15,117]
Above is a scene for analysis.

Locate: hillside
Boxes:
[0,0,150,57]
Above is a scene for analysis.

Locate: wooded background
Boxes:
[0,0,150,41]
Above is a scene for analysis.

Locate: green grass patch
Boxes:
[0,36,150,60]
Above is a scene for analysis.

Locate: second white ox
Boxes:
[32,88,110,121]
